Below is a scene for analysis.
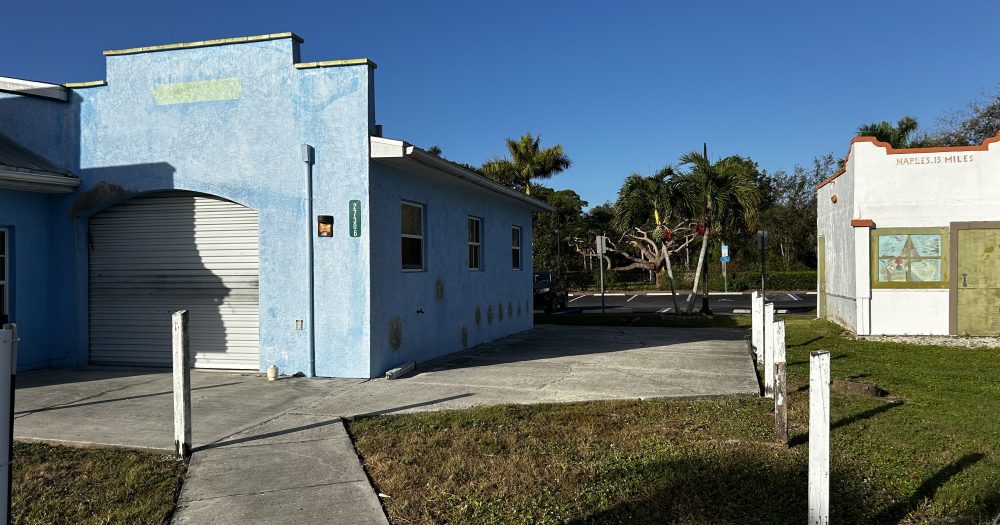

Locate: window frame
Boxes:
[467,216,482,271]
[400,201,425,272]
[870,226,949,289]
[511,225,522,270]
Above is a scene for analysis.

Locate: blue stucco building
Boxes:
[0,32,550,378]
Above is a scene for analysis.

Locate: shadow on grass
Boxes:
[788,401,904,448]
[789,336,823,347]
[874,452,986,523]
[832,400,904,431]
[566,449,878,524]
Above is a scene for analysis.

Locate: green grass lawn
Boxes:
[348,317,999,524]
[11,442,186,525]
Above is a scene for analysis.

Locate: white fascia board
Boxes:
[0,169,80,193]
[0,76,69,102]
[370,136,555,213]
[370,136,408,158]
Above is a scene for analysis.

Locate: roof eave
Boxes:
[370,137,555,213]
[0,76,69,102]
[0,169,80,193]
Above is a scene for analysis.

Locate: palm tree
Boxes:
[857,116,920,148]
[482,133,571,195]
[677,151,760,314]
[612,166,676,233]
[613,165,688,309]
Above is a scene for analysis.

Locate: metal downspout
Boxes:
[302,144,316,377]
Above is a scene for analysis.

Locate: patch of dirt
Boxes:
[832,379,889,398]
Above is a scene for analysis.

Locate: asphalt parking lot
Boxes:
[559,290,816,315]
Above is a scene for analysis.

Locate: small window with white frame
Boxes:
[511,226,522,270]
[468,217,482,270]
[401,201,424,271]
[0,228,7,323]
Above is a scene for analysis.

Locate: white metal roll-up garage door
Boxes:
[89,191,260,369]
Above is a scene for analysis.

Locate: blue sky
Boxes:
[4,1,999,207]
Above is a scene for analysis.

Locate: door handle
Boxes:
[962,273,968,287]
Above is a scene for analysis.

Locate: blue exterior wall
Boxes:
[1,34,537,378]
[0,36,375,377]
[0,88,81,371]
[368,162,535,376]
[0,190,77,370]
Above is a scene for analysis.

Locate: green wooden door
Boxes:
[818,235,827,319]
[956,229,1000,335]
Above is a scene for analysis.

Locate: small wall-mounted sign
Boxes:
[317,215,333,237]
[349,200,361,237]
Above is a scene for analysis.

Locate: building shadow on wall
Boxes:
[85,184,253,370]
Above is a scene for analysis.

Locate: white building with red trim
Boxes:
[816,133,1000,336]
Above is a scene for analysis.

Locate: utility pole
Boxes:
[553,217,561,280]
[599,233,606,313]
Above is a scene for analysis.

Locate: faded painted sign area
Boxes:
[152,78,242,105]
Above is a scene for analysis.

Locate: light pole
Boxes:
[553,222,561,280]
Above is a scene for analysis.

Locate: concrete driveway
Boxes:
[307,324,759,417]
[13,324,757,524]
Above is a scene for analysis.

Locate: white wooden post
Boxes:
[0,323,18,525]
[773,320,787,445]
[809,350,831,525]
[764,302,775,398]
[172,311,192,458]
[751,291,762,360]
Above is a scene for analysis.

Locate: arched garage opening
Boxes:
[88,191,260,370]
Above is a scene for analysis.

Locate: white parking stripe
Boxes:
[656,307,672,313]
[568,295,587,303]
[733,308,751,314]
[626,295,638,302]
[788,294,802,301]
[685,294,692,302]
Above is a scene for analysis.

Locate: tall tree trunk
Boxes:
[688,188,714,314]
[665,252,679,317]
[686,230,709,314]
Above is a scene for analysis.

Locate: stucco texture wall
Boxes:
[855,140,1000,335]
[0,190,77,370]
[817,152,857,332]
[819,137,1000,335]
[368,162,534,377]
[0,93,81,370]
[2,36,375,376]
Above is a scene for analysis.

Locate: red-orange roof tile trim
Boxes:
[815,132,1000,192]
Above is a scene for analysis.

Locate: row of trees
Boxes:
[425,84,1000,302]
[428,134,826,298]
[857,86,1000,148]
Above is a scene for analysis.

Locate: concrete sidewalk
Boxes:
[14,325,757,524]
